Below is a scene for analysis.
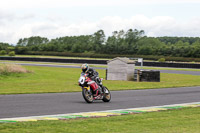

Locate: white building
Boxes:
[107,57,135,81]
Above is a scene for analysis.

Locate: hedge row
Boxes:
[0,50,15,56]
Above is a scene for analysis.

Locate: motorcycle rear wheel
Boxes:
[102,87,111,102]
[82,88,94,103]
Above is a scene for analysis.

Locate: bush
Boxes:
[0,50,7,55]
[8,51,15,56]
[0,64,31,75]
[158,58,166,62]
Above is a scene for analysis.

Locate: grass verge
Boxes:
[15,55,109,60]
[0,66,200,94]
[0,107,200,133]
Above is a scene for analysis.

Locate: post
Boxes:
[138,58,143,69]
[137,70,140,82]
[106,69,107,80]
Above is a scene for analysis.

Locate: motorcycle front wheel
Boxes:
[82,88,94,103]
[102,87,111,102]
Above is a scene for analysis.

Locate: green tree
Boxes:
[0,50,7,55]
[17,36,49,47]
[0,42,10,50]
[8,51,15,56]
[92,30,105,52]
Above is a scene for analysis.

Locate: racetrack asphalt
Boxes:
[0,62,200,119]
[3,62,200,75]
[0,86,200,119]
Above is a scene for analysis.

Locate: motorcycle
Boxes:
[78,73,111,103]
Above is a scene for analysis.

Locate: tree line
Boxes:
[1,29,200,58]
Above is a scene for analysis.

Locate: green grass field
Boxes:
[15,55,109,60]
[1,63,200,132]
[1,65,200,94]
[0,107,199,133]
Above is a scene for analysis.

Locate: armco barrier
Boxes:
[0,57,107,64]
[1,56,200,69]
[141,62,200,69]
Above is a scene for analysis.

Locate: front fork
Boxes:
[83,86,90,91]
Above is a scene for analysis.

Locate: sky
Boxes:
[0,0,200,44]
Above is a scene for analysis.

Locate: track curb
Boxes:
[0,102,200,123]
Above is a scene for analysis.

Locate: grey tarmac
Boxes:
[0,62,200,119]
[3,62,200,75]
[0,86,200,119]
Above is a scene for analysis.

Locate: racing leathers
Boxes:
[81,67,102,94]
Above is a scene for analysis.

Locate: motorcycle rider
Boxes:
[81,63,102,95]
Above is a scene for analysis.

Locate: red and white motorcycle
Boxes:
[78,73,111,103]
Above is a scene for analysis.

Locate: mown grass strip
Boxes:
[15,55,109,60]
[1,66,200,95]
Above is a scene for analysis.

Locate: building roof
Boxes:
[107,57,135,64]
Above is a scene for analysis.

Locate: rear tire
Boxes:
[82,88,94,103]
[102,87,111,102]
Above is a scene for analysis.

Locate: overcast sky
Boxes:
[0,0,200,44]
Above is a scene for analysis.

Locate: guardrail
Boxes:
[1,56,200,69]
[0,56,107,64]
[139,62,200,69]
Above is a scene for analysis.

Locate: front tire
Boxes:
[102,87,111,102]
[82,88,94,103]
